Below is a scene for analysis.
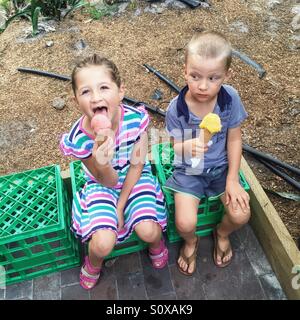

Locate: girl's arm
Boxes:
[117,131,148,209]
[82,138,118,188]
[226,126,249,211]
[116,132,148,229]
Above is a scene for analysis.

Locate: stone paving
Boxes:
[0,224,286,300]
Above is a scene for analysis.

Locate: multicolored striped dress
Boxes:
[60,104,167,243]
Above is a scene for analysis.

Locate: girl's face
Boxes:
[74,65,125,124]
[184,55,231,104]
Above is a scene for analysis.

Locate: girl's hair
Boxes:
[185,31,232,70]
[71,54,122,94]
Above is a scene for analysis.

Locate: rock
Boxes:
[291,13,300,31]
[229,21,249,34]
[46,41,54,47]
[52,98,66,110]
[0,7,6,30]
[73,39,87,51]
[266,0,283,9]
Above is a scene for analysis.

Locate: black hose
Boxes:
[255,158,300,191]
[143,64,181,93]
[243,144,300,176]
[232,50,266,79]
[17,67,71,81]
[178,0,201,9]
[123,96,166,117]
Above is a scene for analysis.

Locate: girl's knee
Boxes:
[135,221,161,243]
[89,230,116,257]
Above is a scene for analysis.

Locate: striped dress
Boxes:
[60,104,167,243]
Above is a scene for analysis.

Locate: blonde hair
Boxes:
[185,31,232,70]
[71,54,121,94]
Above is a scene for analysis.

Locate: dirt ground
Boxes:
[0,0,299,246]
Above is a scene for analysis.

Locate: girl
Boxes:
[60,54,168,290]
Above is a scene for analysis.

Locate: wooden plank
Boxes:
[240,157,300,300]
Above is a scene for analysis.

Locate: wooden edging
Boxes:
[61,158,300,299]
[240,157,300,300]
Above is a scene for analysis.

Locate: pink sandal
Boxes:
[79,256,101,290]
[149,239,169,269]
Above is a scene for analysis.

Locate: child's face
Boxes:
[74,65,124,122]
[184,55,230,104]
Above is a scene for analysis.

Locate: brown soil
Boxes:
[0,0,299,246]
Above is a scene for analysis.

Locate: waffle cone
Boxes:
[201,128,213,144]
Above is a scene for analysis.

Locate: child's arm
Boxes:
[173,138,208,159]
[82,137,118,188]
[116,131,148,230]
[225,126,250,212]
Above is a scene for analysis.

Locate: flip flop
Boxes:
[177,237,199,276]
[213,227,233,268]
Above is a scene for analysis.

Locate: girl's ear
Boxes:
[119,84,125,102]
[72,96,81,112]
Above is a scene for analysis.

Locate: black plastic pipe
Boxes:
[256,158,300,191]
[179,0,202,9]
[17,67,166,117]
[243,144,300,176]
[17,67,71,81]
[123,96,166,117]
[143,64,181,93]
[232,49,266,79]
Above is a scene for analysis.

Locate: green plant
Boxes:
[0,0,11,11]
[1,0,87,36]
[84,2,117,20]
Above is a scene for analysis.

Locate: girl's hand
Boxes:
[225,180,250,213]
[184,138,209,158]
[116,205,124,231]
[92,135,114,166]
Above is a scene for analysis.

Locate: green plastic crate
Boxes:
[151,142,250,242]
[69,161,148,260]
[0,165,81,285]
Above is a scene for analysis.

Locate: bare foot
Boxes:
[177,237,199,274]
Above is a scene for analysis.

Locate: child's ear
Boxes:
[184,63,188,82]
[225,68,232,81]
[119,84,125,101]
[71,96,80,112]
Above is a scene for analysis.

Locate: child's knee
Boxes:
[227,206,251,226]
[135,221,161,242]
[176,217,197,234]
[90,230,116,257]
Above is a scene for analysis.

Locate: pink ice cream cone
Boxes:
[91,114,112,145]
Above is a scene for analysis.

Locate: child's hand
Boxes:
[92,136,114,166]
[184,138,209,157]
[225,180,250,213]
[116,205,124,231]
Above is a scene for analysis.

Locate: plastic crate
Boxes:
[69,161,148,259]
[0,165,81,285]
[151,142,250,242]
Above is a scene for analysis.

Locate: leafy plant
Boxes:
[84,2,118,20]
[1,0,87,35]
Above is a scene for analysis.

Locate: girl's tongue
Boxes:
[94,106,108,117]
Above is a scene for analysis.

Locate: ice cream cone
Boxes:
[201,128,214,144]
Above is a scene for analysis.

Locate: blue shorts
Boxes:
[163,165,228,200]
